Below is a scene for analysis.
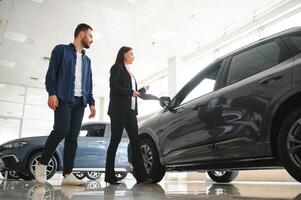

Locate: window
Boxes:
[174,62,222,107]
[283,34,301,56]
[290,36,301,52]
[81,124,106,137]
[181,75,216,105]
[226,40,289,85]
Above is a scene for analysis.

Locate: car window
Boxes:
[226,40,290,85]
[80,124,106,137]
[174,61,222,107]
[181,72,217,105]
[290,36,301,52]
[283,34,301,56]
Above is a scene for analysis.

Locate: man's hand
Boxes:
[89,105,96,118]
[48,95,59,111]
[132,91,140,97]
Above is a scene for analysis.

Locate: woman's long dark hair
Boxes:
[115,46,132,69]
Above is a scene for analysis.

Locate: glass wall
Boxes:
[138,76,168,117]
[0,83,101,145]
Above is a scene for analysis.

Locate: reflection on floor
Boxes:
[0,177,300,200]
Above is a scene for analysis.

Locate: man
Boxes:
[35,23,96,185]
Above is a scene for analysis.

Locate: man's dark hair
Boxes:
[74,23,93,38]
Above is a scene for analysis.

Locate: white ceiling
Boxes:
[0,0,285,97]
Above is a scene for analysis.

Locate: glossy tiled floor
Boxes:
[0,175,300,200]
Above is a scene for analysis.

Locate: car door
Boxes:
[158,61,225,164]
[74,123,108,168]
[211,38,294,159]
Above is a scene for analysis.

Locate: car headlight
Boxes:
[3,141,28,149]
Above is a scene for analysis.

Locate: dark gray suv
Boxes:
[136,27,301,183]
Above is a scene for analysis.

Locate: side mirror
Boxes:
[159,96,171,109]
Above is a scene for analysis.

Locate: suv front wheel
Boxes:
[278,107,301,182]
[140,138,166,183]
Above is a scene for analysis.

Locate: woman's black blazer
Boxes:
[107,64,145,116]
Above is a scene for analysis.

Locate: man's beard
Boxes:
[82,39,91,49]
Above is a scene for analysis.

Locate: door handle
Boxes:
[259,75,283,85]
[96,140,105,144]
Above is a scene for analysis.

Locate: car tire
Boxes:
[1,170,19,179]
[72,172,86,180]
[27,152,58,180]
[115,172,127,181]
[85,171,101,180]
[207,170,239,183]
[140,138,166,183]
[278,107,301,182]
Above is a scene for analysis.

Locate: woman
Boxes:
[105,46,152,185]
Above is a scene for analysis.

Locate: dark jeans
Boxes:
[39,97,85,175]
[105,110,147,181]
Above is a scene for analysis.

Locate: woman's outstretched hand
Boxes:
[132,91,141,97]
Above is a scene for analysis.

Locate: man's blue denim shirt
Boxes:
[45,43,95,107]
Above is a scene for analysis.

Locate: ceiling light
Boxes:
[0,59,16,68]
[152,29,176,41]
[30,77,40,81]
[4,31,27,43]
[30,0,44,3]
[124,0,137,3]
[42,56,50,61]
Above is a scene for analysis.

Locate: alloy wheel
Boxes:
[141,144,153,174]
[286,119,301,168]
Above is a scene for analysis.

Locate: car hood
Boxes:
[0,136,48,146]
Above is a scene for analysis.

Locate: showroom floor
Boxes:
[0,175,300,200]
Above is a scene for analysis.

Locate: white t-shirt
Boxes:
[130,73,136,111]
[74,52,82,97]
[126,65,136,111]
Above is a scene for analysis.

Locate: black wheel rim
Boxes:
[141,144,153,174]
[287,119,301,167]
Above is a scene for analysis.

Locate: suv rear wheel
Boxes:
[278,107,301,182]
[140,138,166,183]
[207,170,239,183]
